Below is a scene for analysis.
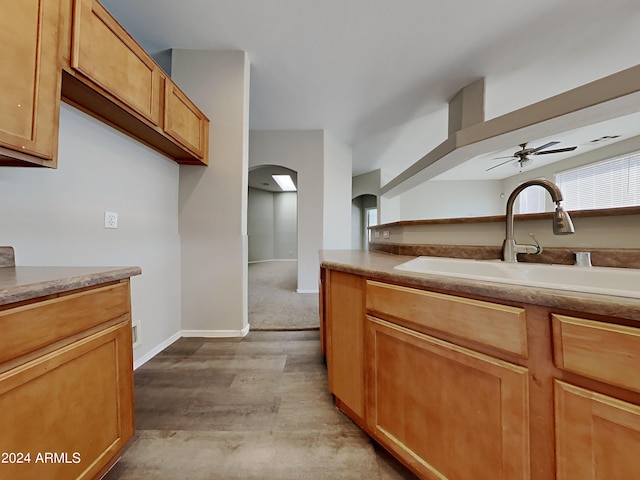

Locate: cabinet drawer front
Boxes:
[72,0,161,125]
[552,314,640,392]
[366,280,527,357]
[555,380,640,480]
[0,282,130,364]
[164,80,209,161]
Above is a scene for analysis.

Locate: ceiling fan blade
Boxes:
[533,146,578,155]
[530,141,560,153]
[486,158,517,171]
[492,155,516,160]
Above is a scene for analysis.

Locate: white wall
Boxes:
[399,180,504,220]
[484,14,640,120]
[351,194,378,250]
[274,192,297,259]
[247,187,274,261]
[353,169,381,198]
[323,130,353,249]
[369,12,640,220]
[354,107,449,179]
[173,50,251,334]
[351,199,363,249]
[0,103,182,365]
[249,130,324,292]
[501,135,640,211]
[248,188,297,261]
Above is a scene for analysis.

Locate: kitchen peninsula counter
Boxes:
[320,249,640,322]
[321,249,640,479]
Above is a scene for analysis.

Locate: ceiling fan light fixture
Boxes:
[486,141,578,172]
[517,157,533,168]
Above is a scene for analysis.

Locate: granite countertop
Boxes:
[0,265,142,306]
[320,249,640,322]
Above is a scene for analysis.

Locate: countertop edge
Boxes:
[320,250,640,322]
[0,266,142,306]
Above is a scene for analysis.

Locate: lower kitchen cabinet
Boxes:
[0,280,135,480]
[321,265,640,480]
[366,316,530,480]
[324,270,365,423]
[554,381,640,480]
[552,313,640,479]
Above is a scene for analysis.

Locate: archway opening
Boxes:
[247,165,318,330]
[352,194,378,250]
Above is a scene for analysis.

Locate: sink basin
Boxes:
[393,256,640,299]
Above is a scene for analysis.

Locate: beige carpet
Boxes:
[248,260,319,330]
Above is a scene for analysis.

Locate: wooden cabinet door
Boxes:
[164,79,209,162]
[326,270,365,421]
[71,0,161,126]
[0,321,134,480]
[366,316,530,480]
[0,0,61,165]
[555,380,640,480]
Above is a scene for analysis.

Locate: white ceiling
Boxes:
[101,0,640,179]
[436,111,640,180]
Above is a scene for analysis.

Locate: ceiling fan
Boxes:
[486,141,577,171]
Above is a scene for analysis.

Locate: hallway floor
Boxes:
[104,331,417,479]
[248,260,319,330]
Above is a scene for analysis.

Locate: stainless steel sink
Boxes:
[393,256,640,298]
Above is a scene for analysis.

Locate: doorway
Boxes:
[247,165,318,330]
[352,194,378,250]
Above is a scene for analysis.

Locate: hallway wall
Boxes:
[248,187,297,261]
[174,49,251,335]
[0,103,182,367]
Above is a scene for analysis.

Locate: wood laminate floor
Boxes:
[104,330,418,479]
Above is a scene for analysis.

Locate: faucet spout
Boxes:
[503,179,575,263]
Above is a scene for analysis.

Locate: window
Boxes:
[365,207,378,244]
[555,152,640,211]
[517,183,547,214]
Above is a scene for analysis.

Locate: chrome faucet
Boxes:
[503,179,575,263]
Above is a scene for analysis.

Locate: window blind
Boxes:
[556,153,640,211]
[518,184,547,214]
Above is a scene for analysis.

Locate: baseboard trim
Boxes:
[296,289,319,294]
[248,258,297,263]
[133,325,250,370]
[182,324,250,338]
[133,331,181,370]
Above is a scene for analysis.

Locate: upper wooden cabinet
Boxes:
[164,80,209,159]
[0,0,62,167]
[71,0,162,126]
[1,0,209,167]
[63,0,209,166]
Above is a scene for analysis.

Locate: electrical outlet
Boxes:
[104,211,118,229]
[132,319,141,348]
[383,230,390,239]
[374,230,380,239]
